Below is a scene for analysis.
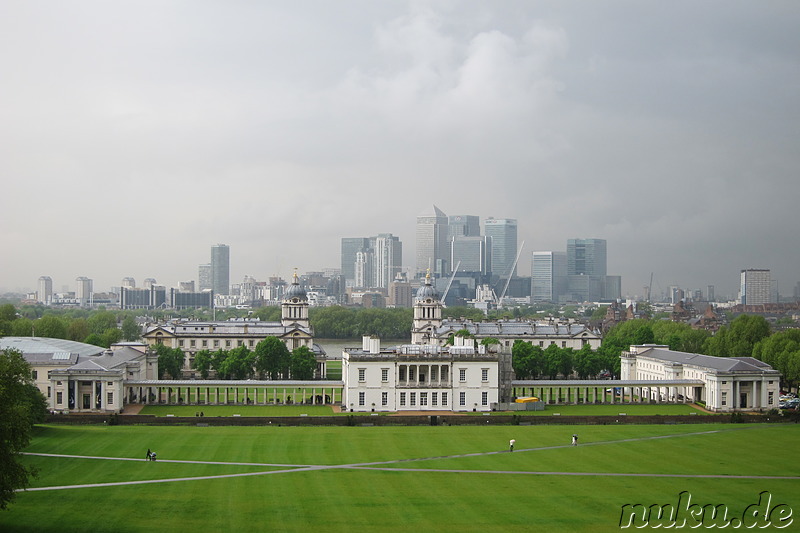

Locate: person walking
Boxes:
[572,434,578,446]
[146,448,151,461]
[509,439,516,452]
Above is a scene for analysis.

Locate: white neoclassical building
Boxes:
[0,337,157,414]
[343,273,511,412]
[142,272,327,378]
[620,345,781,412]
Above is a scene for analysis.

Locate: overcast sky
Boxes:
[1,1,798,300]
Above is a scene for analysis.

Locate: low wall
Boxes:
[45,412,790,427]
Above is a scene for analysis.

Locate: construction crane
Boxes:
[498,241,525,307]
[440,261,461,306]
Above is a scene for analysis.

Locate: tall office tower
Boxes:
[354,251,370,289]
[707,285,715,302]
[373,234,402,289]
[198,264,211,291]
[211,244,230,296]
[416,205,448,277]
[37,276,53,305]
[448,215,480,239]
[75,276,93,307]
[450,236,491,276]
[567,238,607,276]
[531,252,567,302]
[121,277,136,289]
[143,278,157,290]
[739,269,772,305]
[341,237,371,287]
[484,218,518,279]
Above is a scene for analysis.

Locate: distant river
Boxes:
[316,339,410,359]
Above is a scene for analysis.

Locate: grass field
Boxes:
[2,423,798,532]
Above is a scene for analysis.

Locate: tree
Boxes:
[218,346,254,380]
[573,344,601,379]
[704,315,771,357]
[290,346,317,380]
[512,340,534,379]
[192,349,214,379]
[87,311,117,336]
[67,318,90,342]
[753,329,800,391]
[154,344,184,379]
[33,315,67,339]
[254,337,290,379]
[0,348,47,509]
[121,316,140,341]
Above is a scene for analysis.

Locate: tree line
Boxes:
[152,337,317,381]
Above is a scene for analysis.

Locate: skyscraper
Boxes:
[448,215,480,239]
[373,234,402,289]
[341,237,370,286]
[450,236,491,276]
[211,244,230,296]
[37,276,53,305]
[484,218,518,279]
[740,269,772,305]
[567,239,607,277]
[75,276,93,307]
[531,251,567,302]
[198,264,211,291]
[416,205,448,277]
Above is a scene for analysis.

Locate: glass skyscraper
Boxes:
[416,205,448,277]
[484,218,518,279]
[211,244,230,296]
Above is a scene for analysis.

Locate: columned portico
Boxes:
[512,379,704,406]
[125,380,343,407]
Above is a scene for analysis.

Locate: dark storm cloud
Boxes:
[1,1,797,299]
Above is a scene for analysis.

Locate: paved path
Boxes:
[20,427,800,493]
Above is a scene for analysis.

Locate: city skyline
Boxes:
[1,3,798,298]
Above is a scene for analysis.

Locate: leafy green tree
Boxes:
[512,340,533,379]
[542,344,562,379]
[83,333,105,348]
[704,315,771,357]
[192,349,214,379]
[0,348,47,509]
[290,346,317,380]
[558,348,574,378]
[32,315,68,339]
[253,307,282,321]
[87,311,117,336]
[67,318,90,342]
[441,306,486,321]
[0,304,16,322]
[11,318,34,337]
[573,344,601,379]
[218,346,254,380]
[753,329,800,391]
[121,316,140,341]
[254,337,290,379]
[154,344,184,379]
[102,328,124,347]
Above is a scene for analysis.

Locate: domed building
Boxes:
[143,271,326,378]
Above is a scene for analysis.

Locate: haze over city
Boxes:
[2,2,798,299]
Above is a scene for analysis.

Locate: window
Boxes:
[481,391,488,406]
[381,392,388,406]
[409,366,416,381]
[190,340,196,347]
[237,340,243,347]
[249,340,254,347]
[214,340,220,348]
[420,393,428,406]
[539,341,544,347]
[179,340,185,347]
[358,392,365,406]
[31,370,38,380]
[400,392,406,406]
[399,366,406,382]
[459,391,466,406]
[56,391,63,405]
[225,340,231,347]
[721,392,727,406]
[459,368,466,382]
[768,392,774,405]
[47,386,51,398]
[202,340,208,347]
[562,341,567,348]
[432,392,438,406]
[381,368,389,382]
[358,368,366,382]
[107,392,114,405]
[410,392,416,406]
[481,368,489,382]
[442,392,448,405]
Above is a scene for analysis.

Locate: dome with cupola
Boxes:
[284,271,307,302]
[415,271,439,302]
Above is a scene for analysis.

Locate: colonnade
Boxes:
[125,381,342,406]
[512,382,697,405]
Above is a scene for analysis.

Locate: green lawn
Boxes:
[2,423,797,532]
